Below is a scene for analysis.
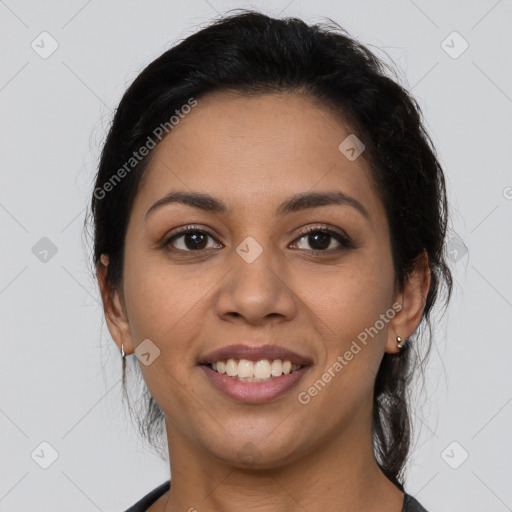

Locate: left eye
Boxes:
[291,228,351,252]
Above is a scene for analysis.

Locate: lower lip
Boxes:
[200,365,310,404]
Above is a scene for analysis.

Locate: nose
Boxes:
[214,242,298,327]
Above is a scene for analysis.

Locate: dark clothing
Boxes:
[124,480,429,511]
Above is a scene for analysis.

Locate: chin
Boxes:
[201,432,307,470]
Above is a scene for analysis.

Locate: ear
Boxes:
[96,254,135,355]
[385,250,431,355]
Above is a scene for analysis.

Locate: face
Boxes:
[102,91,422,469]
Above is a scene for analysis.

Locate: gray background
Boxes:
[1,0,511,511]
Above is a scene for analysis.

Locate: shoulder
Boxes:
[123,481,170,512]
[402,493,429,512]
[122,481,425,512]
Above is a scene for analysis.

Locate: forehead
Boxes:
[135,91,384,226]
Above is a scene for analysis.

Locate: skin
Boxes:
[97,91,430,512]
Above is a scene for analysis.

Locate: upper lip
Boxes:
[198,344,313,366]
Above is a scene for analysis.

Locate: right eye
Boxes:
[165,225,223,253]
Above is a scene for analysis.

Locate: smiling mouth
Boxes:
[202,358,304,382]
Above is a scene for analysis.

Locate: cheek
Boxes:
[121,254,213,419]
[300,252,395,411]
[293,273,394,431]
[122,245,212,344]
[306,258,394,344]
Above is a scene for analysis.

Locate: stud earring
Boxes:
[397,336,406,350]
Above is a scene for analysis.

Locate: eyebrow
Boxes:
[145,190,370,221]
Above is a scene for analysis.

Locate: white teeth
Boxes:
[254,360,271,379]
[270,359,282,376]
[225,359,238,377]
[208,358,302,380]
[237,359,254,378]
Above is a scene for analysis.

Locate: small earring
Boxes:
[121,343,125,359]
[397,336,406,350]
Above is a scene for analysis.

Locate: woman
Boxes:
[90,10,452,511]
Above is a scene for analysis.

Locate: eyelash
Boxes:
[162,224,355,255]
